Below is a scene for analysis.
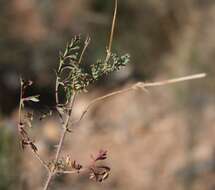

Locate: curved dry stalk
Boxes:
[72,73,206,126]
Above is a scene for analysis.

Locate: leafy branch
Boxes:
[43,1,122,189]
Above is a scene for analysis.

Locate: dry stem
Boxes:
[72,73,206,126]
[108,0,117,53]
[105,0,118,63]
[43,93,77,190]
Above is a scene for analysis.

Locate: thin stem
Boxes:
[75,88,131,124]
[43,172,53,190]
[78,36,91,64]
[105,0,118,63]
[44,27,90,190]
[33,151,50,172]
[141,73,207,87]
[108,0,117,53]
[43,93,77,190]
[18,78,49,172]
[55,76,59,105]
[54,128,67,161]
[18,78,23,124]
[71,73,206,126]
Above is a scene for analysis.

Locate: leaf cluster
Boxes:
[56,35,130,102]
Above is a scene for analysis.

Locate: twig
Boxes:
[43,93,77,190]
[72,73,206,126]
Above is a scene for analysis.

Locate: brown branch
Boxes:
[72,73,206,126]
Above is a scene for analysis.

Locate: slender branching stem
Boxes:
[43,93,77,190]
[18,78,49,172]
[71,73,206,126]
[43,19,92,190]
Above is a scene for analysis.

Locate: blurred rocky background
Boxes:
[0,0,215,190]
